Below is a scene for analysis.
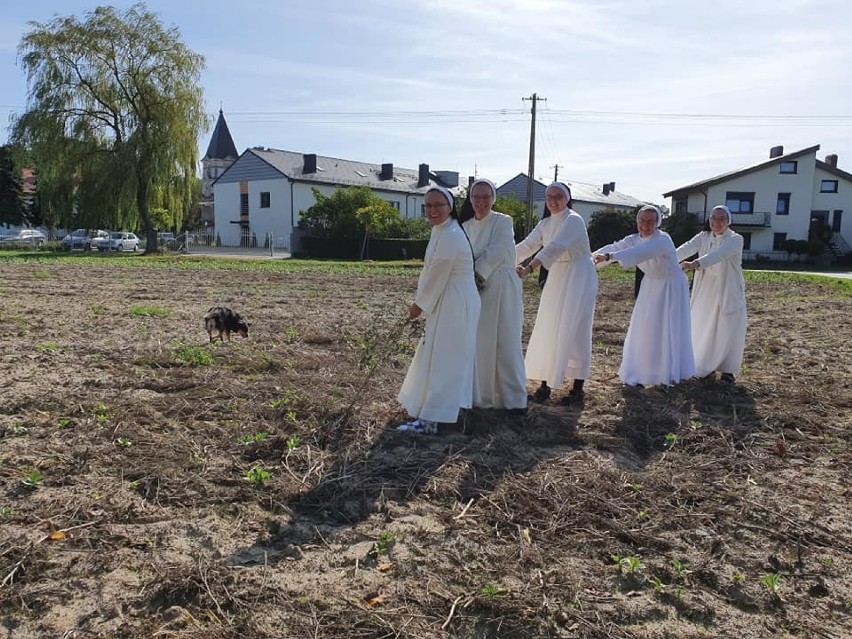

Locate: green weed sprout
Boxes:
[245,466,270,487]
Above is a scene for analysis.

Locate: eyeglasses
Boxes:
[424,203,449,209]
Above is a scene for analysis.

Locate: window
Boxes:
[776,193,790,215]
[421,204,426,216]
[832,210,843,233]
[388,200,400,210]
[779,161,798,174]
[240,193,249,215]
[740,231,752,251]
[820,180,838,193]
[260,192,270,208]
[674,197,688,214]
[725,192,754,214]
[773,232,787,250]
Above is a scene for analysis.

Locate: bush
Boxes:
[298,186,391,240]
[588,208,637,250]
[374,215,430,240]
[806,240,825,258]
[661,211,700,247]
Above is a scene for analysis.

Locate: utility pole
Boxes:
[551,164,563,182]
[522,93,546,234]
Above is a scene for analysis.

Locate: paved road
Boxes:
[183,248,291,260]
[748,269,852,280]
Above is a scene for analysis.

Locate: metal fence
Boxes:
[167,229,290,258]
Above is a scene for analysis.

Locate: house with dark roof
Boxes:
[496,173,646,223]
[212,146,459,251]
[663,145,852,259]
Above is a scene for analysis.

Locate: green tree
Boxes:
[299,186,398,239]
[0,146,26,227]
[494,194,528,241]
[662,211,700,248]
[587,207,637,250]
[11,3,209,253]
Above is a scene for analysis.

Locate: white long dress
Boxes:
[463,211,527,409]
[598,230,695,386]
[676,229,747,377]
[398,218,481,423]
[515,208,598,387]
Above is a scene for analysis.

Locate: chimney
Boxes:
[417,163,430,187]
[609,181,616,192]
[770,145,784,158]
[380,163,393,180]
[303,153,317,174]
[825,153,838,168]
[602,183,610,195]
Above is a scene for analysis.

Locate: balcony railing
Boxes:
[683,210,772,227]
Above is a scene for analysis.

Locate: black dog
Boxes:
[204,307,249,343]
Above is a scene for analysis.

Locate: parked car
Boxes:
[0,229,47,249]
[62,229,110,251]
[107,231,140,252]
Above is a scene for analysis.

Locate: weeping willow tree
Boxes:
[11,3,209,253]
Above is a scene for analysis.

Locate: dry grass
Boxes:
[0,257,850,638]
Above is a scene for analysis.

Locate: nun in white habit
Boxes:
[594,205,695,387]
[515,182,598,405]
[676,205,747,382]
[397,186,481,434]
[460,179,527,411]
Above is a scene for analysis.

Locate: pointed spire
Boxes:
[204,109,238,161]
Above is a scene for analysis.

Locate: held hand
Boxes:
[408,303,423,320]
[474,272,486,291]
[680,260,699,272]
[593,253,611,265]
[515,266,528,279]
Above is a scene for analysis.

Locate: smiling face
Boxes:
[709,208,730,235]
[545,186,568,213]
[424,190,452,225]
[637,209,658,238]
[470,183,494,219]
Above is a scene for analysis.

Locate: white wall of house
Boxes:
[213,178,291,248]
[214,178,430,250]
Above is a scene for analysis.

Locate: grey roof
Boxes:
[663,144,821,197]
[497,173,645,208]
[816,159,852,182]
[497,173,548,201]
[246,148,450,194]
[566,180,645,208]
[203,110,239,161]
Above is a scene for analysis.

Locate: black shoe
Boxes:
[506,407,528,416]
[559,390,585,406]
[720,373,735,383]
[527,384,551,403]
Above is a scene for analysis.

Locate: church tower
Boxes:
[201,109,239,228]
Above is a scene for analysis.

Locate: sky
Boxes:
[2,0,852,205]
